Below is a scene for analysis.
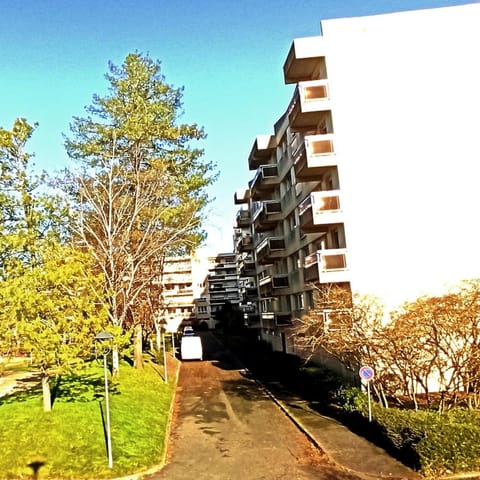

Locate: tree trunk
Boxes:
[134,323,143,369]
[154,320,162,351]
[42,374,51,412]
[112,347,120,377]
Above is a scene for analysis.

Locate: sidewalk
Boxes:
[261,379,421,480]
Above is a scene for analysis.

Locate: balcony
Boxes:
[239,257,256,277]
[237,234,254,252]
[241,303,258,314]
[256,236,286,265]
[299,190,343,234]
[275,313,293,326]
[234,188,250,205]
[253,200,282,232]
[249,164,280,200]
[248,135,277,170]
[293,134,337,181]
[283,37,327,84]
[288,80,331,132]
[236,208,251,228]
[259,273,290,297]
[261,310,293,326]
[304,248,349,283]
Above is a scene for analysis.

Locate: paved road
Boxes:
[146,332,360,480]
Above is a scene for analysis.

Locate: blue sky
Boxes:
[0,0,472,252]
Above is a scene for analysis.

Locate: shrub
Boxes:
[348,405,480,476]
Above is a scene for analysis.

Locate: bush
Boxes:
[342,402,480,476]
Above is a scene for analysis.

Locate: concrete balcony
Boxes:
[253,200,282,232]
[304,248,349,284]
[256,236,286,265]
[249,164,280,200]
[293,134,337,181]
[260,310,292,326]
[244,286,258,302]
[234,188,250,205]
[236,234,254,252]
[299,190,343,234]
[238,256,256,277]
[283,37,327,84]
[236,208,251,228]
[241,303,258,314]
[288,80,331,132]
[275,312,293,326]
[259,273,290,297]
[248,135,277,170]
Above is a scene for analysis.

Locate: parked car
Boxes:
[183,326,195,336]
[180,335,203,361]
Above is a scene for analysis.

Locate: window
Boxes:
[296,293,304,310]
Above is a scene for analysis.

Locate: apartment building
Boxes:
[235,3,480,353]
[191,252,242,329]
[161,255,206,331]
[207,252,241,320]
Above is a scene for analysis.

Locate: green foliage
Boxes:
[0,244,109,379]
[63,52,218,348]
[334,395,480,475]
[365,407,480,475]
[335,386,368,413]
[65,52,217,255]
[0,361,175,478]
[0,118,71,270]
[0,117,108,404]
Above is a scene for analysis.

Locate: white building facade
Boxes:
[235,3,480,356]
[315,4,480,307]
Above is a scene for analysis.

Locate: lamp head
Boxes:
[95,331,114,342]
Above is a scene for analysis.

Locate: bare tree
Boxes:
[65,53,216,373]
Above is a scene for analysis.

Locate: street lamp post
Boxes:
[95,331,114,469]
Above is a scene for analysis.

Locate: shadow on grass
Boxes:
[55,372,120,403]
[0,376,43,404]
[144,353,169,382]
[98,401,111,459]
[0,370,120,407]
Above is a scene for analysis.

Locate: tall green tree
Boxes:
[0,119,69,273]
[0,245,109,411]
[0,119,109,411]
[64,53,217,372]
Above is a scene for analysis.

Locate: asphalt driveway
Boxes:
[145,331,360,480]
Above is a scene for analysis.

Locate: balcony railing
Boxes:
[236,208,251,228]
[253,200,282,232]
[288,80,331,131]
[304,248,349,283]
[275,313,293,326]
[249,164,280,200]
[234,188,250,205]
[283,37,327,84]
[256,236,286,265]
[239,257,256,276]
[259,273,290,296]
[248,135,277,170]
[299,190,343,234]
[293,134,337,181]
[236,234,254,252]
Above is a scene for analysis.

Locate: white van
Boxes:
[180,336,203,361]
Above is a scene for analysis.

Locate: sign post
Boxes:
[359,365,374,422]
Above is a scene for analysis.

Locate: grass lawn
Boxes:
[0,356,177,479]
